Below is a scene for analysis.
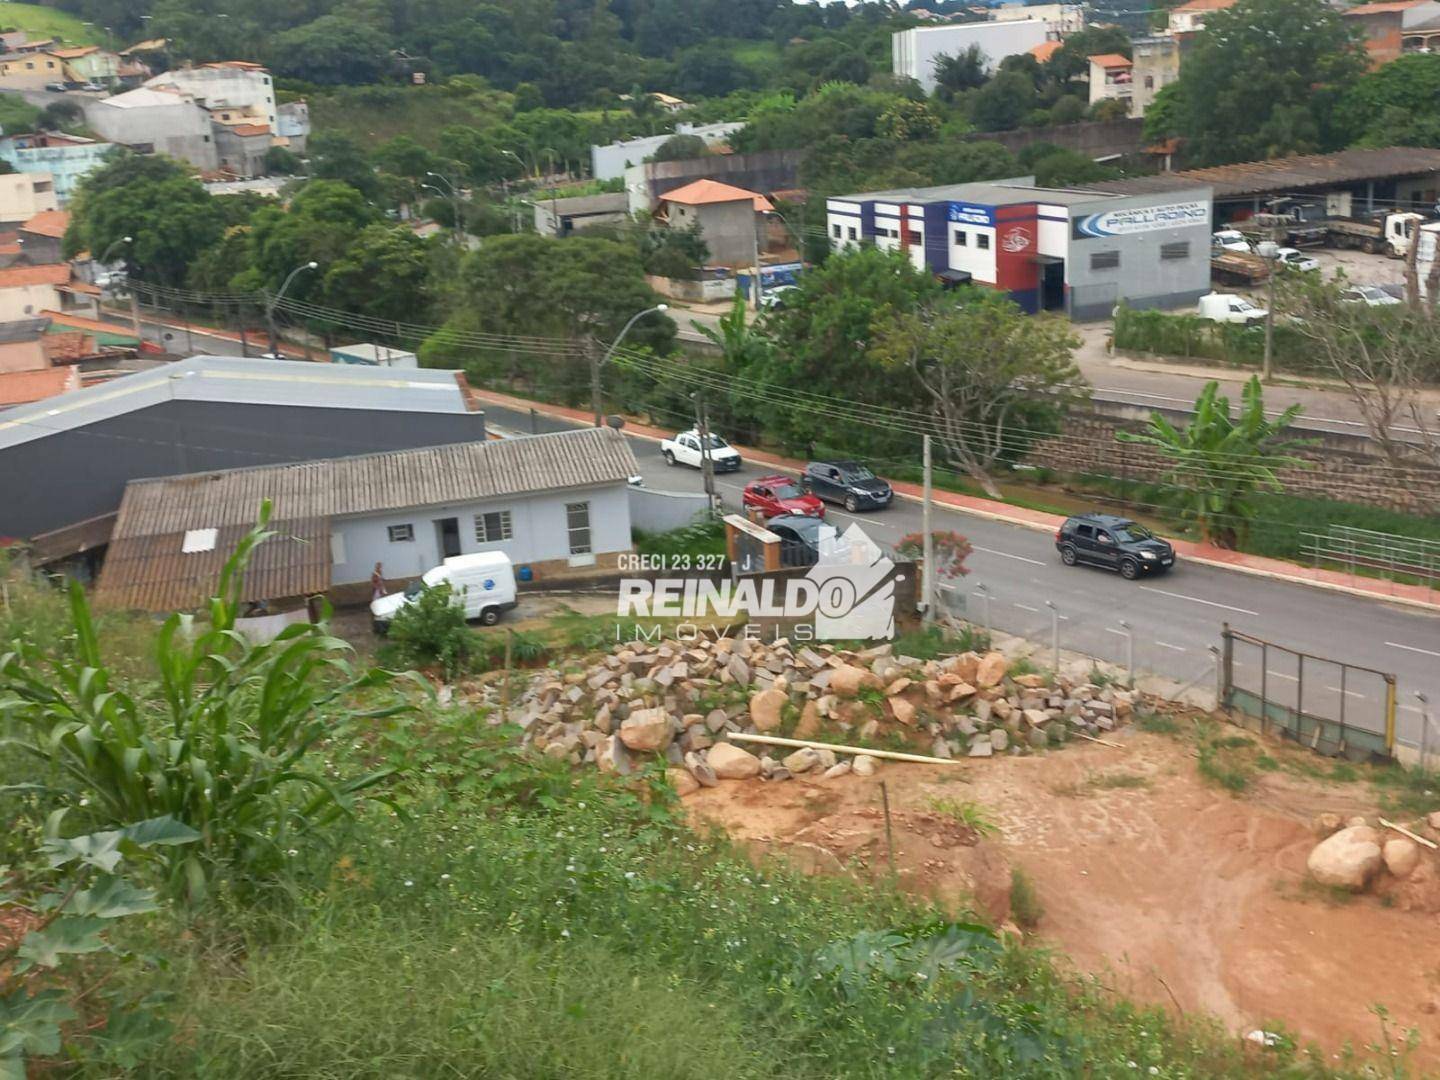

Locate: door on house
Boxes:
[1040,258,1066,312]
[434,517,461,559]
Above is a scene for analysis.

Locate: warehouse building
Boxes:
[826,177,1212,320]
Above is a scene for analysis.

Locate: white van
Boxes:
[1197,292,1267,325]
[370,551,518,633]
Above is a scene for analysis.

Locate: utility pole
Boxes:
[751,212,763,312]
[693,390,716,513]
[1253,212,1286,382]
[128,279,142,342]
[587,335,603,429]
[922,433,935,624]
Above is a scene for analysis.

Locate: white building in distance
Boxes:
[893,21,1050,94]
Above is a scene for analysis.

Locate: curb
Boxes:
[471,390,1440,615]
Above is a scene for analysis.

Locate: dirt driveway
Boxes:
[687,730,1440,1066]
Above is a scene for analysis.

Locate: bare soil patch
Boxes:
[686,730,1440,1065]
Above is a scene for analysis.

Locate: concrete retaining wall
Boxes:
[629,487,711,533]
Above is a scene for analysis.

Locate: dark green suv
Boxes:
[1055,513,1175,579]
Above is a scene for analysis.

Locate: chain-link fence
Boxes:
[1300,524,1440,601]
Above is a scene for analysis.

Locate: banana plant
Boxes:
[0,502,412,904]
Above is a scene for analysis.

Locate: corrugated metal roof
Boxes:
[95,516,331,611]
[0,355,479,452]
[1091,147,1440,199]
[111,427,639,536]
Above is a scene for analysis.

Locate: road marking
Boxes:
[1266,671,1298,682]
[1014,603,1040,613]
[1104,627,1128,637]
[1401,704,1425,714]
[1154,641,1187,653]
[1137,585,1258,616]
[1386,640,1440,659]
[1324,687,1367,699]
[973,545,1046,566]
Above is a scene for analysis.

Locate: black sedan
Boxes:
[801,460,893,512]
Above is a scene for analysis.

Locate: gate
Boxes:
[1221,624,1396,759]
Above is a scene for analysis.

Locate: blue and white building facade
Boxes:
[826,178,1213,320]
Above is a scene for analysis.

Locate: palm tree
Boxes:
[1117,376,1310,549]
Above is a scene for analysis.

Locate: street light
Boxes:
[592,304,668,427]
[498,150,524,232]
[1256,237,1279,383]
[425,171,465,245]
[98,234,132,267]
[265,260,317,358]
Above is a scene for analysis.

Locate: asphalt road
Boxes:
[483,399,1440,749]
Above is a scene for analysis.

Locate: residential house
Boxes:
[94,426,640,611]
[0,316,57,373]
[591,121,743,181]
[0,172,57,227]
[0,49,65,90]
[213,120,271,177]
[84,86,219,172]
[146,61,277,130]
[276,100,309,154]
[0,263,99,321]
[650,92,690,112]
[1343,0,1440,64]
[1129,36,1181,118]
[12,38,57,55]
[51,45,120,84]
[18,210,70,264]
[0,32,27,52]
[1167,0,1236,35]
[623,148,803,215]
[0,132,116,206]
[0,364,78,406]
[0,355,488,559]
[657,178,773,266]
[533,192,631,237]
[892,21,1049,94]
[0,316,83,408]
[1087,53,1134,112]
[989,3,1085,37]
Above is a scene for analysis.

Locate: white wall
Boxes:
[331,484,632,585]
[947,219,996,282]
[893,22,1049,94]
[826,198,864,251]
[591,121,744,181]
[0,172,56,222]
[873,201,929,270]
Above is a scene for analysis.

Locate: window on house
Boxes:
[25,61,33,69]
[976,233,991,250]
[387,524,414,542]
[1160,241,1190,260]
[954,231,968,247]
[566,502,592,555]
[1091,250,1121,270]
[1144,75,1154,90]
[847,226,857,240]
[474,509,513,544]
[832,223,841,239]
[907,230,922,246]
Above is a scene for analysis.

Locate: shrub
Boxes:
[633,515,726,562]
[1009,867,1044,930]
[0,507,407,904]
[382,581,475,678]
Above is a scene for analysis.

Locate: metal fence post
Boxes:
[1117,619,1134,687]
[976,584,990,638]
[1208,645,1221,711]
[1418,693,1431,772]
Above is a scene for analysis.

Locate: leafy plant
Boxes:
[1117,377,1311,549]
[926,796,998,837]
[1,816,198,1078]
[891,623,989,660]
[381,580,475,678]
[895,530,973,583]
[1009,868,1044,930]
[0,504,408,904]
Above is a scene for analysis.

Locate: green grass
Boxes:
[892,623,989,660]
[0,1,99,43]
[925,796,998,836]
[1009,867,1044,930]
[633,516,726,563]
[1053,770,1152,797]
[1370,761,1440,818]
[306,83,512,149]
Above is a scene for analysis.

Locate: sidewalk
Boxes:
[469,384,1440,614]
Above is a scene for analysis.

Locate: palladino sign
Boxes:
[1073,200,1209,238]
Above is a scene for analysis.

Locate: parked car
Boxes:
[801,460,892,512]
[1197,292,1267,325]
[79,81,106,92]
[767,514,835,567]
[1274,247,1319,273]
[1339,285,1402,307]
[660,428,742,472]
[1055,513,1175,580]
[759,285,796,311]
[370,551,517,633]
[44,82,67,92]
[1211,229,1251,253]
[742,474,824,519]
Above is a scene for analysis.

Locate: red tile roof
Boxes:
[42,330,95,363]
[1088,53,1133,68]
[659,178,774,212]
[0,264,71,288]
[228,123,270,137]
[20,210,69,239]
[1170,0,1236,12]
[51,46,100,58]
[0,365,77,406]
[1029,40,1063,63]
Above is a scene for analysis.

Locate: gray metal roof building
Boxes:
[0,355,487,556]
[95,428,639,611]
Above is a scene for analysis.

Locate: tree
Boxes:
[322,224,433,325]
[870,291,1085,498]
[877,98,940,141]
[1147,0,1364,165]
[236,181,380,301]
[1047,27,1130,86]
[66,153,224,287]
[268,15,393,85]
[306,132,383,200]
[649,134,709,162]
[932,45,988,99]
[1018,143,1119,187]
[1338,54,1440,148]
[1275,273,1440,467]
[969,69,1039,132]
[1117,378,1309,548]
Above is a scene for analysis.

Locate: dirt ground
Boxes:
[686,729,1440,1066]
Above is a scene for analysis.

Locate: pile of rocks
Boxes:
[501,633,1136,791]
[1307,812,1440,909]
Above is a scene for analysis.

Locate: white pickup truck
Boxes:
[660,429,743,472]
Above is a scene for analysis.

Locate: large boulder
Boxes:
[794,700,823,740]
[1307,825,1383,891]
[618,707,672,752]
[782,747,821,774]
[889,696,917,726]
[975,652,1008,689]
[749,688,788,733]
[830,664,882,697]
[708,741,762,780]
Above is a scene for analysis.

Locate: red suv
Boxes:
[742,474,825,519]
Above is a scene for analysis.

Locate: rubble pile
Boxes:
[1307,812,1440,911]
[501,634,1137,790]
